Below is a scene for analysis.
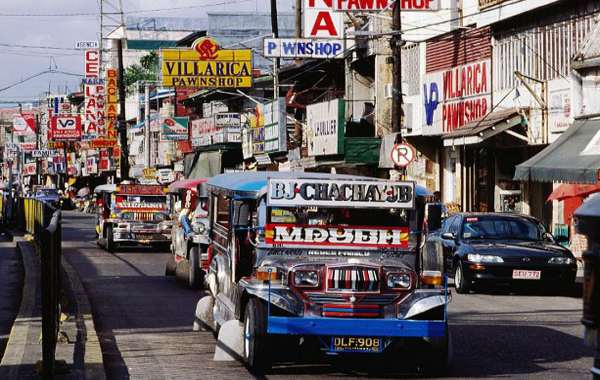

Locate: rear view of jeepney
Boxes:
[233,177,450,373]
[100,184,172,252]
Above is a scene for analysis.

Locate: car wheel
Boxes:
[165,255,176,276]
[188,246,204,289]
[175,258,190,284]
[243,298,272,374]
[454,261,471,294]
[106,225,117,253]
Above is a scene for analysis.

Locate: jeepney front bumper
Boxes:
[113,222,171,244]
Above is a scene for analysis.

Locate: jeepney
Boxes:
[165,178,210,288]
[200,172,450,374]
[95,183,172,252]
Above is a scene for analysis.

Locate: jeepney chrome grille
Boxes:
[327,267,380,292]
[306,293,399,305]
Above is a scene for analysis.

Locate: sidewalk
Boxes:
[0,239,105,379]
[0,239,23,364]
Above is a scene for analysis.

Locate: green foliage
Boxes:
[124,51,159,94]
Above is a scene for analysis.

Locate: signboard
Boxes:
[160,117,189,141]
[31,149,58,158]
[334,0,441,11]
[97,68,118,146]
[86,156,98,175]
[22,163,37,176]
[161,37,252,88]
[75,41,99,49]
[50,115,82,141]
[190,114,241,147]
[242,128,253,159]
[306,98,345,156]
[423,59,491,134]
[84,49,99,78]
[12,112,36,136]
[118,184,165,196]
[157,168,175,184]
[191,117,217,147]
[143,168,157,180]
[304,0,344,39]
[265,224,409,248]
[264,38,345,59]
[83,83,105,139]
[391,143,415,168]
[267,179,415,209]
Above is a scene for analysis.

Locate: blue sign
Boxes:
[264,38,345,60]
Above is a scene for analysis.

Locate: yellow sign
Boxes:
[143,168,157,179]
[161,37,253,89]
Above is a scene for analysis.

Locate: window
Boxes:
[213,194,229,229]
[448,216,462,235]
[442,216,456,234]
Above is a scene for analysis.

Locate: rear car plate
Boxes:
[512,270,541,280]
[331,336,382,353]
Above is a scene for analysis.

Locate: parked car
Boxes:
[34,188,61,208]
[424,213,577,293]
[196,172,449,374]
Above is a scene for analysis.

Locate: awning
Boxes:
[443,108,526,147]
[514,119,600,184]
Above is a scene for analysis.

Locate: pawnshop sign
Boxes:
[268,179,415,209]
[334,0,440,11]
[423,59,491,134]
[264,38,344,59]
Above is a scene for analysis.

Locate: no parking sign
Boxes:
[391,143,415,168]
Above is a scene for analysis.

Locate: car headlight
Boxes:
[192,222,206,234]
[548,257,574,265]
[467,254,504,263]
[293,270,320,288]
[386,272,412,289]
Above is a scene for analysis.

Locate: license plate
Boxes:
[513,270,541,280]
[331,336,382,353]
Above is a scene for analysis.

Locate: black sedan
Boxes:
[424,213,577,293]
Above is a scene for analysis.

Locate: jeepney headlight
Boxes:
[386,272,411,289]
[548,257,574,265]
[192,222,206,234]
[293,270,320,288]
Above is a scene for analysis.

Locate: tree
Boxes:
[123,51,158,94]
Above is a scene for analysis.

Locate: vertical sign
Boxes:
[84,50,99,78]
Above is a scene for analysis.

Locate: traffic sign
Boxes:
[391,143,415,168]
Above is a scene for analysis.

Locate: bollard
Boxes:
[575,194,600,380]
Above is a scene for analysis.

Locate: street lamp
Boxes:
[575,193,600,379]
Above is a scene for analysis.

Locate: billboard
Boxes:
[306,98,345,156]
[161,37,253,89]
[160,117,189,141]
[12,112,36,136]
[50,115,82,141]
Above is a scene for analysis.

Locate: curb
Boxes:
[0,239,41,379]
[62,258,106,380]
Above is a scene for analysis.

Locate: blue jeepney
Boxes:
[202,172,450,373]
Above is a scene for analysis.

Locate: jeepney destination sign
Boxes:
[268,179,415,209]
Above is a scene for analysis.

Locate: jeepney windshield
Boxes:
[268,207,410,227]
[112,194,169,222]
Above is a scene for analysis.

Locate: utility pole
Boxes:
[35,114,40,186]
[295,0,302,38]
[270,0,280,101]
[144,83,151,169]
[117,38,129,179]
[391,2,403,134]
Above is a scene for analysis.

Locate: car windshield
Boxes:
[462,216,542,241]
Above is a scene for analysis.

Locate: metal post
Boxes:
[270,0,280,102]
[144,83,151,169]
[117,38,129,180]
[295,0,302,38]
[391,1,402,134]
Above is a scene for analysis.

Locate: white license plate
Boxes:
[512,270,541,280]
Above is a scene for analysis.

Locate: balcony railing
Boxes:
[479,0,509,9]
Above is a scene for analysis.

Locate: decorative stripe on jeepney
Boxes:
[327,267,379,292]
[322,303,381,318]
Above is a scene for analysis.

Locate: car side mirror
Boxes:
[542,232,555,243]
[441,232,456,241]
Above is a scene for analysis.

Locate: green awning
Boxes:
[514,119,600,184]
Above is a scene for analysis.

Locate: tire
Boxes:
[175,259,190,284]
[106,225,117,253]
[188,246,204,289]
[454,260,471,294]
[165,255,177,276]
[243,298,272,374]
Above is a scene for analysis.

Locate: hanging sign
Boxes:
[161,37,253,88]
[32,150,59,159]
[160,117,189,141]
[50,115,82,141]
[334,0,441,11]
[84,49,100,78]
[391,143,415,168]
[264,38,345,59]
[306,98,345,156]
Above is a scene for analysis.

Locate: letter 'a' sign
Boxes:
[304,0,345,39]
[268,179,415,209]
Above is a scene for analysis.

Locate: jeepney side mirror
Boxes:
[426,203,443,231]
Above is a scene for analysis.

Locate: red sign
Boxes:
[22,163,37,176]
[83,84,105,139]
[391,143,415,168]
[50,115,82,141]
[265,224,409,249]
[12,112,36,136]
[85,50,99,78]
[99,149,110,171]
[335,0,440,11]
[118,184,166,196]
[304,0,344,39]
[193,38,219,60]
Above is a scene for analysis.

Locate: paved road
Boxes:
[62,211,594,379]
